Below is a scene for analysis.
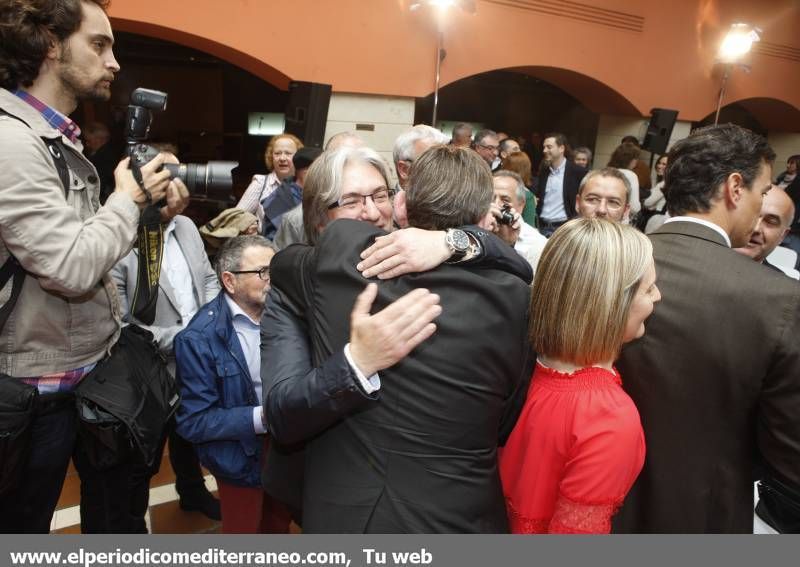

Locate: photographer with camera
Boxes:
[492,170,548,273]
[0,0,189,533]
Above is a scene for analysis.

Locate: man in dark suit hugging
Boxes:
[269,145,532,533]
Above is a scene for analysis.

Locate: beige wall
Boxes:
[324,93,416,186]
[594,115,691,171]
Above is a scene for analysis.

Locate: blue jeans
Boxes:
[0,394,77,533]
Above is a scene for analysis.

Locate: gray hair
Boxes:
[393,124,449,164]
[452,122,473,139]
[574,146,593,162]
[493,169,528,204]
[578,167,632,204]
[302,146,392,245]
[215,235,276,284]
[473,129,497,146]
[324,131,365,151]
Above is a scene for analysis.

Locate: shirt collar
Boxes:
[12,89,82,144]
[163,218,178,237]
[663,216,731,247]
[224,294,260,326]
[549,159,565,175]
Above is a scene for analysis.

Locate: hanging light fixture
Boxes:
[714,23,761,125]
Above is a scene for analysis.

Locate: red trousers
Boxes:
[216,479,292,534]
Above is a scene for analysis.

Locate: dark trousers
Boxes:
[76,416,207,533]
[0,395,77,533]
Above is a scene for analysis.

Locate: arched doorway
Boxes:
[415,67,642,170]
[695,97,800,135]
[75,30,291,209]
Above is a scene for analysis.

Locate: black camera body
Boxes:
[124,88,237,198]
[497,203,515,226]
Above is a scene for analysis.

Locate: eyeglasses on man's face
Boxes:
[229,266,271,281]
[581,195,625,211]
[328,188,395,211]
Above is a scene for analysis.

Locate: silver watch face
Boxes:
[448,229,470,252]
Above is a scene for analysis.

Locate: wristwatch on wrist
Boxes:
[444,228,470,263]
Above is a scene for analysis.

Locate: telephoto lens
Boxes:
[163,161,238,198]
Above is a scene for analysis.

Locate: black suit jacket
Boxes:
[535,159,587,220]
[615,221,800,533]
[269,219,532,533]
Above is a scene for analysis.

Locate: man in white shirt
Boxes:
[492,170,547,272]
[535,133,588,236]
[111,213,221,531]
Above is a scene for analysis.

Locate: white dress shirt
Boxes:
[163,220,199,324]
[663,216,731,247]
[515,221,547,274]
[224,294,268,434]
[540,159,567,222]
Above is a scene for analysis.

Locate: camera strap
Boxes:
[129,205,164,326]
[0,110,70,333]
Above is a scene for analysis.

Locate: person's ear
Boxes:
[723,172,745,208]
[221,272,236,295]
[394,189,409,228]
[396,160,411,184]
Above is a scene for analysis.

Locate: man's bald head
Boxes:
[734,187,796,263]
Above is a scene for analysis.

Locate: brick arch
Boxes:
[710,97,800,132]
[435,65,645,117]
[110,18,292,90]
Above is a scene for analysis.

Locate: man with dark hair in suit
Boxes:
[615,123,800,533]
[536,132,588,236]
[268,145,532,533]
[472,129,500,170]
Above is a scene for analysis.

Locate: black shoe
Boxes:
[179,490,221,521]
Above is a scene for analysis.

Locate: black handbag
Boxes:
[0,376,39,497]
[74,325,180,470]
[756,475,800,534]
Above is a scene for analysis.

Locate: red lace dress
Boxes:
[499,361,645,534]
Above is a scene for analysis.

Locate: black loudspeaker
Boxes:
[642,108,679,155]
[284,81,332,149]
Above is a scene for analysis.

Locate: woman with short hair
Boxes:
[236,133,303,232]
[607,143,642,216]
[499,218,660,534]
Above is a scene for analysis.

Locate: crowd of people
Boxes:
[1,0,800,536]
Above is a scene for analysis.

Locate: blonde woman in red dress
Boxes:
[499,218,660,534]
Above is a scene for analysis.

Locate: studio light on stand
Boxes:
[714,23,761,125]
[410,0,475,127]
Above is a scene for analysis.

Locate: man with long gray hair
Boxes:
[267,145,531,532]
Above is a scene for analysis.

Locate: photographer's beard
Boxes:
[57,45,114,106]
